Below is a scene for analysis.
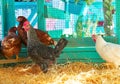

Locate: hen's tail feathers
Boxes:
[54,38,68,57]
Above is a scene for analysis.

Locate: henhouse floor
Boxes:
[0,62,120,84]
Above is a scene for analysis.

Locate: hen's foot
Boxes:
[16,55,19,60]
[39,63,48,73]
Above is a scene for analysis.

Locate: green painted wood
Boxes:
[55,36,117,47]
[37,0,46,31]
[1,0,7,37]
[1,0,15,36]
[19,46,105,63]
[57,47,105,63]
[116,0,120,44]
[48,29,63,38]
[44,6,66,19]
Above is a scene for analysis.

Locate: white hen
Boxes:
[92,35,120,67]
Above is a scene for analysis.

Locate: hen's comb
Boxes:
[23,21,30,27]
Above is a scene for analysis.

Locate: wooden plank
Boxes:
[54,37,117,47]
[0,47,104,64]
[2,0,15,36]
[57,47,105,63]
[19,47,105,64]
[57,59,105,64]
[116,0,120,44]
[0,57,31,64]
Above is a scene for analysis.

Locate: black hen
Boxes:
[23,21,68,73]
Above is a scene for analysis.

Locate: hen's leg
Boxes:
[16,55,19,60]
[38,62,48,73]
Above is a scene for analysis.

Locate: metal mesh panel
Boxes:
[14,0,116,39]
[15,2,38,28]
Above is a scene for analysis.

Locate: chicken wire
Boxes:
[0,0,116,39]
[14,1,80,38]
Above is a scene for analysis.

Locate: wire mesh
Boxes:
[0,0,117,40]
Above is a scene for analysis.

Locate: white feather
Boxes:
[95,35,120,67]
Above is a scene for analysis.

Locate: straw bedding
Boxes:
[0,62,120,84]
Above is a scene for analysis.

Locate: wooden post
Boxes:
[116,0,120,44]
[1,0,15,36]
[37,0,45,31]
[1,0,6,37]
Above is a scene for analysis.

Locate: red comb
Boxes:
[23,21,30,26]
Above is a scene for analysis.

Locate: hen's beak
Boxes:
[17,17,22,22]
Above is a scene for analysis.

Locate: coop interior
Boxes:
[0,0,120,84]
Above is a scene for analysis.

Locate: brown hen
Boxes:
[0,27,22,59]
[17,16,57,46]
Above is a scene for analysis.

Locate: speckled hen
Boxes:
[23,21,68,73]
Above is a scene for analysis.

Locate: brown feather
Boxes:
[1,27,22,59]
[17,16,56,46]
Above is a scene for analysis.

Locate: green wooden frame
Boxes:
[1,0,15,36]
[37,0,46,31]
[116,0,120,44]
